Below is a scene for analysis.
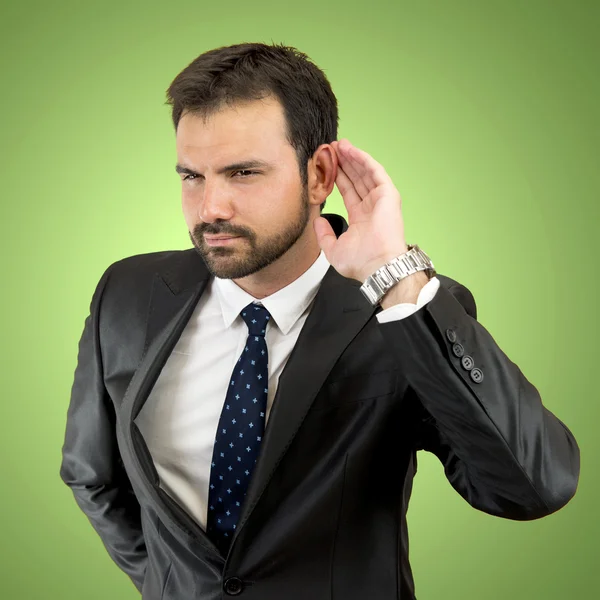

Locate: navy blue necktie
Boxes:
[206,302,271,554]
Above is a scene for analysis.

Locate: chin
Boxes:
[200,250,254,279]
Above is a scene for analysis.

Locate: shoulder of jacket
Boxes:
[110,248,191,271]
[103,248,196,280]
[97,248,198,299]
[434,273,477,319]
[435,273,458,289]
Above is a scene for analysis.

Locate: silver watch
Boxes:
[360,244,436,306]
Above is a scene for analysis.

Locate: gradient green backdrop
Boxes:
[1,0,597,598]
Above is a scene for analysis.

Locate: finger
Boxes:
[345,146,378,190]
[336,139,378,192]
[343,141,393,188]
[333,140,372,204]
[334,162,363,209]
[336,143,372,199]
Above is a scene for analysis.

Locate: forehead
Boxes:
[175,96,291,165]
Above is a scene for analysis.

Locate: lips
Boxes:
[203,235,244,247]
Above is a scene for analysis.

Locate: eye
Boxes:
[233,170,257,178]
[182,174,198,181]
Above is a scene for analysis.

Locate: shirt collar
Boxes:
[213,250,331,335]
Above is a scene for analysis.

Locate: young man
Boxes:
[59,42,580,599]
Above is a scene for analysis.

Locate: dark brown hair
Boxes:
[165,42,339,212]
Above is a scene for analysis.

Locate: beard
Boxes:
[188,185,310,280]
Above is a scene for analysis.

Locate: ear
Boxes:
[307,143,338,207]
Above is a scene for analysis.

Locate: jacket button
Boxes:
[470,368,484,383]
[224,577,244,595]
[452,342,464,358]
[446,328,457,343]
[461,355,474,370]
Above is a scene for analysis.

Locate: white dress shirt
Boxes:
[135,250,440,531]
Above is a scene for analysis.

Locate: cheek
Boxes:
[181,190,197,225]
[181,192,192,209]
[261,177,302,214]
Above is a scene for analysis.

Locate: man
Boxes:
[59,42,580,599]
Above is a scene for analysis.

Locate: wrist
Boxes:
[358,245,409,284]
[359,244,436,307]
[379,270,429,309]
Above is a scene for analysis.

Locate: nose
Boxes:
[198,177,234,224]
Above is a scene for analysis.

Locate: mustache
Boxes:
[194,224,252,238]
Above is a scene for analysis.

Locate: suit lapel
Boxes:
[119,229,380,557]
[232,265,378,544]
[118,251,216,552]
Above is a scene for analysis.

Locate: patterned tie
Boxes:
[206,302,271,554]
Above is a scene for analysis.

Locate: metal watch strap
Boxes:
[360,244,436,305]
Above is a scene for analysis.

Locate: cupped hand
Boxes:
[313,139,408,282]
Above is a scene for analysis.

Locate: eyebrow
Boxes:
[175,160,273,176]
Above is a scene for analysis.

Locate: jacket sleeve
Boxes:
[59,262,148,592]
[378,279,580,520]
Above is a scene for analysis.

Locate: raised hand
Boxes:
[313,139,408,283]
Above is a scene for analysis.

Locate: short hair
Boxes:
[165,42,339,212]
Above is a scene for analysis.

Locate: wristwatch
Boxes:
[360,244,436,306]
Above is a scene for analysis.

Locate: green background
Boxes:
[1,0,597,598]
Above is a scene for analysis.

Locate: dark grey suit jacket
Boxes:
[59,213,580,599]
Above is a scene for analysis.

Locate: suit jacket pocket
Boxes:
[312,370,399,411]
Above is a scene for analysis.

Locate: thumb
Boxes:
[313,216,337,259]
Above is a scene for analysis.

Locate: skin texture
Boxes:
[177,96,337,299]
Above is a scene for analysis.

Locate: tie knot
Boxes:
[240,303,271,336]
